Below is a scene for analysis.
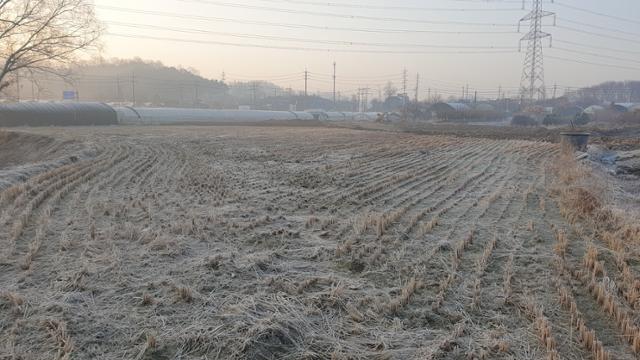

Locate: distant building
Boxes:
[474,103,495,112]
[612,103,638,112]
[431,102,471,113]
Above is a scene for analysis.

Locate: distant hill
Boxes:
[24,58,229,108]
[570,81,640,106]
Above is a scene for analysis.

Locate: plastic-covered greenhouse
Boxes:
[114,107,314,124]
[0,101,377,126]
[0,102,118,126]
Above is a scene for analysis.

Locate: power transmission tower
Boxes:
[357,87,370,112]
[519,0,555,104]
[402,68,408,97]
[304,69,308,97]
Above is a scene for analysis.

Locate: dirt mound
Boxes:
[0,130,92,190]
[0,130,72,167]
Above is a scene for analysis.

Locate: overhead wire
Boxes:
[552,1,640,26]
[244,0,525,12]
[96,5,518,35]
[178,0,519,26]
[106,21,518,49]
[106,32,518,55]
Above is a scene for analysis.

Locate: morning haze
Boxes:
[1,1,640,358]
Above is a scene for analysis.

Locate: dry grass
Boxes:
[3,126,613,359]
[44,319,74,360]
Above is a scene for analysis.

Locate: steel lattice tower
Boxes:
[519,0,555,103]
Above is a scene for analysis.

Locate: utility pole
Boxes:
[553,83,557,99]
[474,91,477,104]
[131,72,136,105]
[498,85,502,101]
[363,88,369,112]
[414,73,420,102]
[519,0,555,103]
[465,84,469,102]
[402,68,408,97]
[332,61,336,105]
[304,68,308,97]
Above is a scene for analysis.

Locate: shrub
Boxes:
[574,113,591,126]
[543,114,567,126]
[511,115,538,127]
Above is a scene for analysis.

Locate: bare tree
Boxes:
[0,0,101,93]
[383,81,397,99]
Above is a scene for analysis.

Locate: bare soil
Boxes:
[0,126,638,359]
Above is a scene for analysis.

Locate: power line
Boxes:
[97,5,518,35]
[105,21,517,49]
[546,55,640,72]
[244,0,525,12]
[309,72,404,80]
[107,32,518,55]
[556,25,640,45]
[178,0,518,26]
[553,1,640,26]
[554,39,640,56]
[556,17,640,38]
[553,47,640,66]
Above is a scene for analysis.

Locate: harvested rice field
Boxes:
[1,126,639,359]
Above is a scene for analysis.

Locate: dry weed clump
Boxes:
[1,291,25,314]
[551,144,640,339]
[141,293,155,306]
[175,286,194,303]
[210,294,385,359]
[418,217,439,237]
[384,277,423,315]
[503,254,515,304]
[305,216,319,229]
[135,332,158,360]
[423,321,466,359]
[433,228,475,310]
[521,297,561,360]
[44,319,74,360]
[471,235,497,309]
[573,267,640,355]
[553,228,568,259]
[557,285,612,360]
[551,145,604,224]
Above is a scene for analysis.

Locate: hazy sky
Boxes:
[95,0,640,98]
